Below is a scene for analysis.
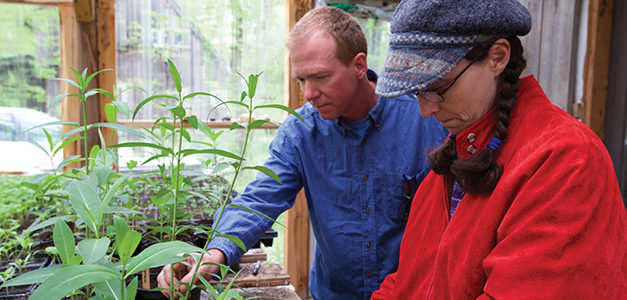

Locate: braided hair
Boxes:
[428,35,527,194]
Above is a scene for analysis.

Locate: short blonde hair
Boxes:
[287,6,367,65]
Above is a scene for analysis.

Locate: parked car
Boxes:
[0,107,62,174]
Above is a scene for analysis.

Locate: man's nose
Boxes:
[303,81,320,101]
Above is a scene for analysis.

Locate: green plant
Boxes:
[153,63,302,300]
[1,60,302,300]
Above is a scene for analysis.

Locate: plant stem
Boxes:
[210,96,253,246]
[172,102,185,241]
[82,98,90,174]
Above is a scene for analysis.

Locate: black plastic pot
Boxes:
[0,256,51,299]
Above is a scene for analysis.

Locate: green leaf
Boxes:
[27,120,80,132]
[43,128,54,149]
[182,91,222,102]
[126,160,138,170]
[53,77,80,90]
[114,215,130,244]
[185,115,199,128]
[105,103,120,123]
[29,265,119,300]
[23,215,72,235]
[119,230,141,266]
[126,277,138,300]
[93,279,122,300]
[248,73,259,99]
[85,90,99,99]
[125,241,202,277]
[89,144,101,164]
[242,166,282,184]
[84,69,112,88]
[112,100,132,118]
[77,238,111,265]
[169,106,186,119]
[56,155,82,171]
[98,173,131,223]
[248,119,271,130]
[0,265,66,287]
[254,104,304,123]
[197,121,215,138]
[49,93,69,109]
[132,94,179,120]
[216,233,246,252]
[91,122,143,137]
[54,136,82,156]
[230,121,243,130]
[180,149,244,161]
[67,180,100,234]
[53,219,76,265]
[93,88,115,100]
[168,59,182,93]
[109,142,174,155]
[240,91,247,101]
[180,128,191,142]
[104,206,141,215]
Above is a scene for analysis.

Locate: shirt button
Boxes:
[365,209,370,214]
[363,175,368,180]
[361,139,366,146]
[340,129,346,135]
[467,145,477,155]
[376,123,381,129]
[366,242,371,248]
[467,133,476,143]
[368,272,373,278]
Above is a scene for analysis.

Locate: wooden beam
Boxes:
[0,0,72,6]
[580,0,615,139]
[75,0,95,23]
[117,120,280,130]
[284,1,314,298]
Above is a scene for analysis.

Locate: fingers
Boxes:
[155,252,224,299]
[158,260,191,299]
[157,264,176,299]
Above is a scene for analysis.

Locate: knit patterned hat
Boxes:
[376,0,532,98]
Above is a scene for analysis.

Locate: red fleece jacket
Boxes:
[372,76,627,299]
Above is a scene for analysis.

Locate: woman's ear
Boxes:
[352,52,368,79]
[488,38,511,76]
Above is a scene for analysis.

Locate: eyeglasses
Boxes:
[415,59,476,103]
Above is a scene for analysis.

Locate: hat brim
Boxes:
[376,46,471,98]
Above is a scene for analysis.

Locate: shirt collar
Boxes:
[455,107,496,160]
[333,69,384,136]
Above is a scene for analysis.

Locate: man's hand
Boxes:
[157,249,226,300]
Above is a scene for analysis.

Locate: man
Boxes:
[158,6,447,299]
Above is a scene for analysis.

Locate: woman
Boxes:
[371,0,627,299]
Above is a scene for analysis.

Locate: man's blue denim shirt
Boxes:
[208,94,447,299]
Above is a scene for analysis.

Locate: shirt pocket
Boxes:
[380,173,411,221]
[382,169,430,221]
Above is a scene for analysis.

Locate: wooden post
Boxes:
[96,0,117,147]
[58,0,116,168]
[284,0,314,298]
[59,3,83,169]
[580,0,614,138]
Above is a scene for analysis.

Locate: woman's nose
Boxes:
[418,99,439,119]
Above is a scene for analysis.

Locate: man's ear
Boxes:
[488,38,511,76]
[352,52,368,79]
